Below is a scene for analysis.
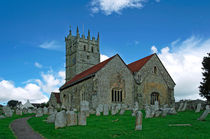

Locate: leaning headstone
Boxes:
[3,106,13,117]
[103,104,109,116]
[66,111,77,126]
[78,111,86,126]
[16,109,22,116]
[43,107,48,115]
[98,104,103,112]
[181,102,187,111]
[178,102,184,112]
[135,111,142,131]
[47,112,57,123]
[198,109,210,121]
[195,103,202,113]
[36,108,43,117]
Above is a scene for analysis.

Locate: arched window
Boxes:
[112,89,122,102]
[154,66,157,74]
[151,92,159,105]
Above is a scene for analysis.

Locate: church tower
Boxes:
[65,26,100,82]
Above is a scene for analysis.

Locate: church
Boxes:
[58,27,175,110]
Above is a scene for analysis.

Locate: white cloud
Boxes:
[152,36,210,101]
[151,45,158,53]
[34,62,42,68]
[100,54,109,62]
[155,0,160,3]
[39,41,63,50]
[0,70,65,104]
[90,0,146,15]
[0,80,48,104]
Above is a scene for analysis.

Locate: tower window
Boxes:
[87,55,90,59]
[91,47,94,53]
[84,45,86,51]
[154,66,157,74]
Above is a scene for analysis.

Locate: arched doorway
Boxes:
[150,92,159,105]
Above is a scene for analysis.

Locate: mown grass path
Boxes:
[0,114,33,139]
[28,110,210,139]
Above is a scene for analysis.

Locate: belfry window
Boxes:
[91,47,94,53]
[154,66,157,74]
[112,89,122,102]
[84,45,86,51]
[151,92,159,105]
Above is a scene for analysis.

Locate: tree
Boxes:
[199,53,210,103]
[7,100,19,108]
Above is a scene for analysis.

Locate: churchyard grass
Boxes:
[28,111,210,139]
[0,114,34,139]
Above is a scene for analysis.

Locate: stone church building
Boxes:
[58,27,175,110]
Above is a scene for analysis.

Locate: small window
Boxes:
[154,66,157,74]
[87,55,89,59]
[84,45,86,51]
[91,47,94,53]
[111,89,123,102]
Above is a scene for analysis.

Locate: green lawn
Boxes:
[28,110,210,139]
[0,114,34,139]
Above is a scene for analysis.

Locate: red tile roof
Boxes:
[60,55,116,90]
[127,54,154,72]
[53,92,61,104]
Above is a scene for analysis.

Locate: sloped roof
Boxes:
[53,93,61,104]
[60,55,116,90]
[127,54,154,72]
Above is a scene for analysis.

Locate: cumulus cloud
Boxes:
[0,70,65,104]
[90,0,146,15]
[152,36,210,101]
[100,54,109,62]
[151,45,158,53]
[39,41,63,51]
[34,62,42,68]
[0,80,48,104]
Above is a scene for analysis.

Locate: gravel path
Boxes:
[10,117,44,139]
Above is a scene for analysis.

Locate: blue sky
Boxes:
[0,0,210,104]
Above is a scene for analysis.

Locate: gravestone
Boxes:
[195,103,201,113]
[3,106,13,117]
[181,102,187,111]
[89,109,96,115]
[206,105,210,110]
[55,110,67,129]
[178,102,184,112]
[98,104,103,112]
[111,106,117,115]
[27,109,32,114]
[43,107,48,115]
[78,111,86,126]
[135,111,142,131]
[0,115,5,119]
[168,108,177,115]
[119,108,125,115]
[198,109,210,121]
[115,104,121,113]
[16,109,22,116]
[155,111,162,117]
[47,112,57,123]
[66,111,77,126]
[145,106,151,118]
[48,108,54,115]
[103,104,109,116]
[154,101,159,111]
[36,108,43,117]
[161,109,168,117]
[22,108,28,114]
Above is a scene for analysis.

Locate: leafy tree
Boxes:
[7,100,19,108]
[199,53,210,103]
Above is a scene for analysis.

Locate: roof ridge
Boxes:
[60,54,116,90]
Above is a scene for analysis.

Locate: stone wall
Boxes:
[94,55,134,108]
[60,78,94,110]
[134,55,175,108]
